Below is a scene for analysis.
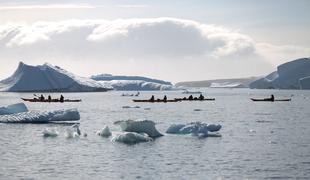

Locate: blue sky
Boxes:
[0,0,309,82]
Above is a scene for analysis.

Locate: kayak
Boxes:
[250,98,291,102]
[174,98,215,101]
[133,99,180,103]
[21,98,81,103]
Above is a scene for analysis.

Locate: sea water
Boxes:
[0,89,310,179]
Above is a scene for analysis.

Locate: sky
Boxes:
[0,0,309,82]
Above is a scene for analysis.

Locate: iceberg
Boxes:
[91,74,172,85]
[250,58,310,89]
[0,108,80,123]
[115,120,163,138]
[166,122,221,137]
[96,125,112,137]
[64,124,81,138]
[42,128,59,137]
[0,62,112,92]
[111,132,153,145]
[0,103,28,115]
[99,80,174,91]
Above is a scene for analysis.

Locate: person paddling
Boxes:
[60,95,64,102]
[40,94,45,101]
[188,95,193,100]
[163,95,167,102]
[270,94,275,101]
[48,95,52,102]
[150,95,155,102]
[199,94,204,100]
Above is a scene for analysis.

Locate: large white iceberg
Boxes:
[0,103,28,115]
[0,108,80,123]
[166,122,222,137]
[250,58,310,89]
[115,120,163,138]
[0,62,112,92]
[111,132,153,145]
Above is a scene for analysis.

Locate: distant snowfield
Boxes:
[0,62,174,92]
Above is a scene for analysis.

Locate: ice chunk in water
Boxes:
[166,122,221,137]
[0,103,28,115]
[0,108,80,123]
[115,120,163,138]
[111,132,153,145]
[96,125,112,137]
[42,128,59,137]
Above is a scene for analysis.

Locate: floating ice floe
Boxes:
[0,108,80,123]
[42,128,59,137]
[166,122,222,137]
[96,125,112,137]
[65,124,81,138]
[122,106,140,109]
[0,103,28,115]
[115,119,163,138]
[111,132,153,145]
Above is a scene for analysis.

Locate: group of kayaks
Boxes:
[21,98,82,103]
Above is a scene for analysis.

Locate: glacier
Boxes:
[250,58,310,89]
[0,103,28,115]
[0,108,80,123]
[91,74,172,85]
[99,80,174,91]
[0,62,112,92]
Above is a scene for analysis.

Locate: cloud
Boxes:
[0,4,94,10]
[1,18,257,58]
[0,18,309,81]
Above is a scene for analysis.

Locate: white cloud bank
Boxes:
[0,18,309,81]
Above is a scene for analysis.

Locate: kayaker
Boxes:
[270,94,275,101]
[48,95,52,101]
[40,94,45,101]
[199,94,204,100]
[188,95,193,100]
[60,95,64,102]
[163,95,167,102]
[150,95,155,102]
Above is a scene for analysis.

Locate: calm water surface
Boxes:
[0,89,310,180]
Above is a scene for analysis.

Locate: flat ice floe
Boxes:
[0,103,28,115]
[115,119,163,138]
[166,122,221,137]
[0,109,80,123]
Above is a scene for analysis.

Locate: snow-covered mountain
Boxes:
[91,74,174,91]
[0,62,112,92]
[250,58,310,89]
